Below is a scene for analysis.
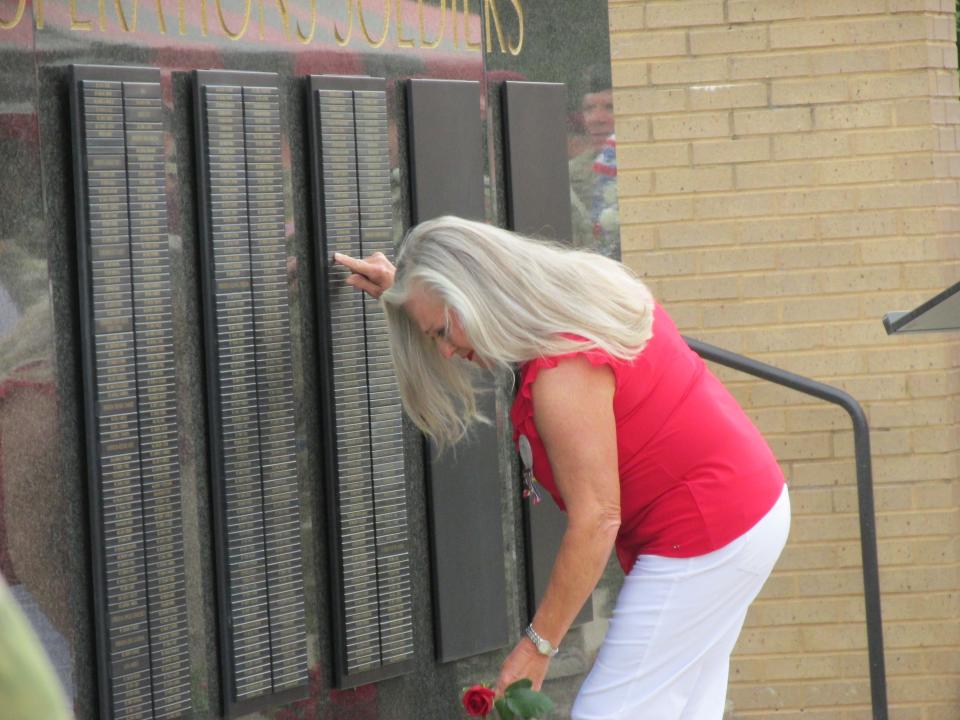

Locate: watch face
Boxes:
[525,625,556,656]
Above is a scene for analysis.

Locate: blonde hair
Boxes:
[381,216,655,448]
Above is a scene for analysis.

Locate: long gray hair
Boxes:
[381,216,655,448]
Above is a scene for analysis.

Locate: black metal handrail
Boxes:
[684,336,888,720]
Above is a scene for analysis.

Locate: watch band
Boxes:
[524,623,559,657]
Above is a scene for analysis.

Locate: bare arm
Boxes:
[332,251,396,298]
[496,356,620,693]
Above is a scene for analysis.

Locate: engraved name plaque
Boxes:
[307,75,413,689]
[69,64,191,720]
[193,70,308,714]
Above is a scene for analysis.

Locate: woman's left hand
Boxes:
[495,638,551,696]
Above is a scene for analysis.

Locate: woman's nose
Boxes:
[437,339,456,359]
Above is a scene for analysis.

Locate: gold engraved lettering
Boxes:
[463,0,479,50]
[334,0,352,46]
[216,0,250,39]
[417,0,442,49]
[0,0,26,30]
[394,0,412,47]
[483,0,505,53]
[507,0,522,55]
[177,0,205,34]
[450,0,458,47]
[98,0,105,29]
[155,0,166,32]
[113,0,138,34]
[71,0,93,30]
[357,0,388,49]
[258,0,289,40]
[35,0,43,27]
[295,0,315,42]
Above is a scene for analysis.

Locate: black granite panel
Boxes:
[406,79,485,223]
[500,79,592,630]
[308,74,413,689]
[501,81,573,241]
[406,77,510,663]
[425,391,510,662]
[312,82,380,683]
[69,64,192,720]
[194,69,307,715]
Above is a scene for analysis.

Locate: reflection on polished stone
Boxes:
[9,584,74,695]
[0,1,617,717]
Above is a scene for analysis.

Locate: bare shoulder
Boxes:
[531,355,615,397]
[530,356,619,507]
[530,355,615,433]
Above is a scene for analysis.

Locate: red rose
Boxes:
[461,684,495,717]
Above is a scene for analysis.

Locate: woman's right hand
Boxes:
[332,251,396,299]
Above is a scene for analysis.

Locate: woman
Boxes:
[334,216,789,720]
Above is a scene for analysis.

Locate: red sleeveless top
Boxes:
[510,304,785,572]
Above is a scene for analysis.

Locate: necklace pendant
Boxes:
[523,470,542,504]
[518,434,541,504]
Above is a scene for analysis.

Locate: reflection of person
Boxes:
[0,239,52,376]
[0,573,73,720]
[569,83,614,189]
[335,217,790,719]
[569,67,619,256]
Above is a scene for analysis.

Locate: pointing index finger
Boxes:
[332,252,370,276]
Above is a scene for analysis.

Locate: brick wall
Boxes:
[608,1,960,717]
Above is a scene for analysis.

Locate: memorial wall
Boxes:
[0,1,621,717]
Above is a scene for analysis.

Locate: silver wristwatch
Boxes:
[524,624,559,657]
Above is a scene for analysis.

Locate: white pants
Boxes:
[572,486,791,720]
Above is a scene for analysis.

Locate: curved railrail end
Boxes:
[684,336,889,720]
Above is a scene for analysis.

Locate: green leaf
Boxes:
[505,687,554,718]
[494,697,516,720]
[504,678,533,693]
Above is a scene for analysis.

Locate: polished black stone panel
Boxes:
[406,79,485,223]
[308,74,413,689]
[501,81,572,241]
[500,79,593,630]
[194,69,307,713]
[69,64,192,720]
[425,390,510,663]
[406,77,510,664]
